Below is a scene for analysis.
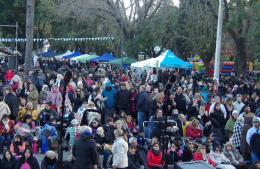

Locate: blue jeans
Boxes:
[0,135,13,152]
[138,111,144,132]
[251,152,260,163]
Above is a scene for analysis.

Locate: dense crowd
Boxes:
[0,59,260,169]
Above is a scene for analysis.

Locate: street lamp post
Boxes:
[213,0,224,83]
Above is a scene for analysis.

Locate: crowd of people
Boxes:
[0,59,260,169]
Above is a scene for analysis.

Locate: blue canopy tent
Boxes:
[63,51,81,59]
[39,49,56,57]
[90,52,116,62]
[160,50,192,69]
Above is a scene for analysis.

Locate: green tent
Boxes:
[110,57,137,65]
[76,54,99,63]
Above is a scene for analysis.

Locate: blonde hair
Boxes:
[196,145,206,153]
[191,118,199,127]
[114,128,124,138]
[114,120,123,129]
[97,127,105,137]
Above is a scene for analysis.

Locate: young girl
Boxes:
[126,115,138,134]
[15,148,40,169]
[65,119,79,150]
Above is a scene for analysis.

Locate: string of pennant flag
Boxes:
[0,37,116,43]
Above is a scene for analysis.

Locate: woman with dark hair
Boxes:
[10,135,26,157]
[14,114,36,147]
[208,103,225,146]
[1,150,17,169]
[15,148,39,169]
[147,142,163,169]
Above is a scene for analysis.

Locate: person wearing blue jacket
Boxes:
[39,124,58,154]
[102,82,116,121]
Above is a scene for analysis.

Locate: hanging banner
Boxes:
[0,37,116,43]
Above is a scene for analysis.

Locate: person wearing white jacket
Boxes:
[112,128,128,169]
[209,146,236,169]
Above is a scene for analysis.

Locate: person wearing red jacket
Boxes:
[0,114,15,153]
[193,145,216,167]
[186,118,203,140]
[4,69,14,84]
[147,142,163,169]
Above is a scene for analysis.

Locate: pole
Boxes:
[58,71,72,169]
[213,0,224,83]
[15,22,18,70]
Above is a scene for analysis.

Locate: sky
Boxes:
[125,0,180,7]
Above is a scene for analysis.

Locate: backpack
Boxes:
[250,130,260,156]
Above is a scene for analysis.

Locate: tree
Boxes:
[24,0,35,73]
[199,0,259,75]
[55,0,171,55]
[175,0,217,73]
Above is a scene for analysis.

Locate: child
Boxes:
[126,115,138,134]
[65,119,79,150]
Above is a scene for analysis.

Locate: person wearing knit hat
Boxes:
[41,150,58,169]
[72,125,98,169]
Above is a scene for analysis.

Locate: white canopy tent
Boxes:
[54,50,73,60]
[130,51,165,68]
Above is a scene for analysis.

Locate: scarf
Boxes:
[3,119,10,131]
[152,148,161,156]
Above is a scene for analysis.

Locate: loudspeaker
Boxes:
[175,161,215,169]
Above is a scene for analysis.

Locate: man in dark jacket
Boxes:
[174,87,187,114]
[72,126,98,169]
[116,83,130,114]
[137,85,148,132]
[4,87,19,120]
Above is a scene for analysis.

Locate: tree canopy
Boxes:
[0,0,259,73]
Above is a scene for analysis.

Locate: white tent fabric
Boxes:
[130,51,166,68]
[54,50,73,60]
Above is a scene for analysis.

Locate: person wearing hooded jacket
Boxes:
[41,150,58,169]
[102,82,116,122]
[72,126,98,169]
[39,124,58,154]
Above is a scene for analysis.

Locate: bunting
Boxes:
[0,37,116,43]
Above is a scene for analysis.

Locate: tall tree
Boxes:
[56,0,170,55]
[24,0,35,73]
[199,0,259,75]
[175,0,217,73]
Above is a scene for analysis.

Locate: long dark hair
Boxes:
[14,134,23,154]
[2,150,15,161]
[17,148,35,168]
[23,114,33,128]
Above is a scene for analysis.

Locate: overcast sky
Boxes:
[125,0,180,7]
